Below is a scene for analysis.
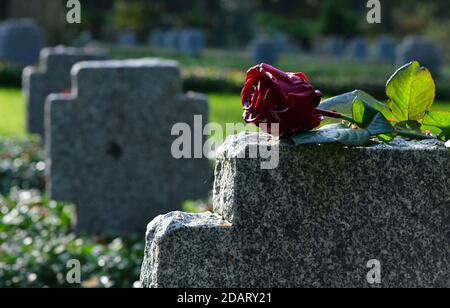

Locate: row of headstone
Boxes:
[0,18,43,65]
[149,29,205,57]
[23,47,211,235]
[23,46,110,137]
[249,34,296,65]
[117,30,138,47]
[320,36,442,77]
[321,36,390,61]
[140,132,450,288]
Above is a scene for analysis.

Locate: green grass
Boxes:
[0,88,449,139]
[0,88,25,137]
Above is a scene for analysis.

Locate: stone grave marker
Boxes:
[250,37,279,65]
[324,37,345,57]
[162,30,180,52]
[141,132,450,288]
[348,37,368,60]
[149,30,164,49]
[45,59,210,235]
[374,35,396,63]
[117,30,138,46]
[178,29,205,57]
[397,36,442,78]
[23,46,110,138]
[0,19,43,65]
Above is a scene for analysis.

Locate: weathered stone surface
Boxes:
[0,18,43,65]
[23,46,110,137]
[45,59,210,236]
[397,36,442,78]
[141,132,450,288]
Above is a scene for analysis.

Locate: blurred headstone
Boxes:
[374,35,396,63]
[162,30,180,52]
[23,46,110,138]
[45,59,210,236]
[117,30,138,46]
[149,30,164,49]
[324,37,345,57]
[348,37,368,60]
[73,31,93,48]
[178,29,205,57]
[250,37,279,65]
[273,33,291,54]
[397,37,442,79]
[0,19,43,65]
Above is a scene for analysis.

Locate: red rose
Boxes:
[241,63,324,136]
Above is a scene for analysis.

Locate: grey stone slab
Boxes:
[141,132,450,288]
[23,46,110,137]
[0,19,43,65]
[45,59,210,236]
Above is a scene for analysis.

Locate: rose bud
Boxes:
[241,63,324,137]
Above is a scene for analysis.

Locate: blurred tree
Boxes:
[0,0,10,20]
[319,0,358,37]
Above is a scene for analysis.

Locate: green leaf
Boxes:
[292,128,371,146]
[352,98,379,127]
[366,113,395,136]
[352,98,394,136]
[386,61,436,123]
[319,90,392,126]
[423,111,450,141]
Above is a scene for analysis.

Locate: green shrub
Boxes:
[0,138,144,288]
[0,63,22,88]
[0,189,144,288]
[0,137,45,195]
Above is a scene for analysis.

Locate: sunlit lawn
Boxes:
[0,88,449,139]
[0,88,25,137]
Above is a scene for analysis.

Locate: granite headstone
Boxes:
[348,37,368,60]
[324,37,345,57]
[23,46,110,138]
[141,132,450,288]
[374,35,396,63]
[250,37,279,65]
[178,29,205,57]
[397,36,442,78]
[45,59,210,235]
[0,19,43,65]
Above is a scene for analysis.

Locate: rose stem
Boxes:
[315,108,435,140]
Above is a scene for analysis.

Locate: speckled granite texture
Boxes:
[45,59,210,236]
[23,46,110,137]
[141,132,450,288]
